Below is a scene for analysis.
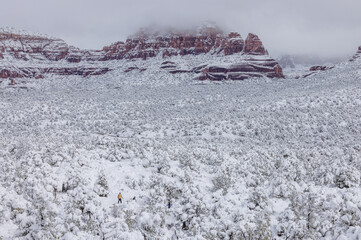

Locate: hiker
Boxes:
[118,192,122,204]
[168,200,172,208]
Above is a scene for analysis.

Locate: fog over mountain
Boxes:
[2,0,361,58]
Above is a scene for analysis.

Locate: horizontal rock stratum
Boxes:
[0,25,285,80]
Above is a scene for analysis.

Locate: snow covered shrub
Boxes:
[0,188,11,224]
[272,181,296,198]
[94,171,109,197]
[139,212,160,238]
[316,166,336,186]
[16,214,37,238]
[276,187,350,239]
[338,191,361,228]
[212,167,232,195]
[124,209,137,230]
[177,152,198,171]
[237,213,272,240]
[247,187,268,210]
[336,166,360,188]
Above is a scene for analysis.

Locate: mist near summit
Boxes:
[2,0,361,58]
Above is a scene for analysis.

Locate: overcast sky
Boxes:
[2,0,361,58]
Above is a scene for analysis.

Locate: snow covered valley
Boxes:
[1,59,361,239]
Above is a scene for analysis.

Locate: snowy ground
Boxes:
[0,57,361,239]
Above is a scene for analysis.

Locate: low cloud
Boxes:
[1,0,361,57]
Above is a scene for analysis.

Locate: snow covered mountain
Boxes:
[277,54,345,69]
[0,26,283,81]
[1,27,361,239]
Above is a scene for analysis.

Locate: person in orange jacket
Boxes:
[118,192,122,204]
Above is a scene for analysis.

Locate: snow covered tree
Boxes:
[94,171,109,197]
[335,166,360,189]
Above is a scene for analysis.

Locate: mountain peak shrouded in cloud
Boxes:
[127,21,225,40]
[1,0,361,58]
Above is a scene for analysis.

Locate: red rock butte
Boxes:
[0,25,285,80]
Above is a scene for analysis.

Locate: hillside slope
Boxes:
[0,47,361,239]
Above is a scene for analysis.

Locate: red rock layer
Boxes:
[197,59,284,81]
[309,65,334,71]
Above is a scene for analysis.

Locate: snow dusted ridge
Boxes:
[0,27,57,40]
[0,45,361,239]
[0,25,283,80]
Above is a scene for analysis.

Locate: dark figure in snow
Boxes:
[118,192,122,204]
[168,200,171,208]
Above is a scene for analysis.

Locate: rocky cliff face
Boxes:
[0,26,284,81]
[101,28,272,60]
[0,30,103,62]
[0,32,68,61]
[101,26,247,60]
[0,29,110,79]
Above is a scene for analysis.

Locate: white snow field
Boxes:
[0,56,361,240]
